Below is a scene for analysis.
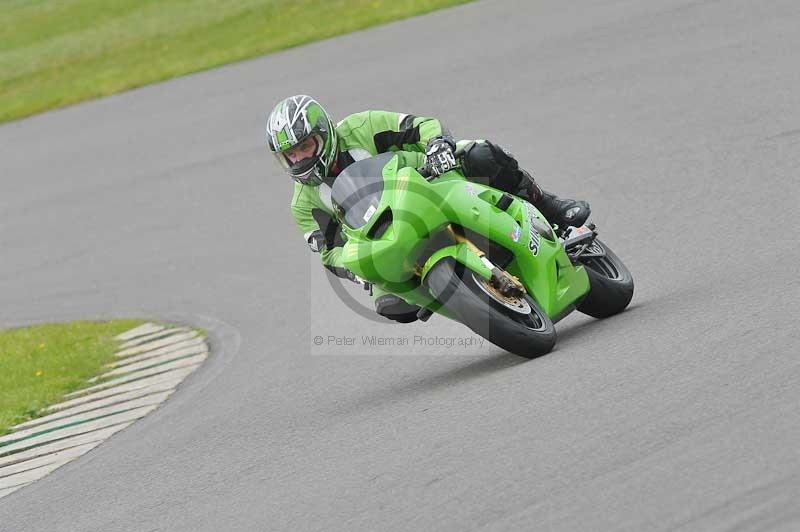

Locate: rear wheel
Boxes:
[425,258,556,358]
[576,239,634,318]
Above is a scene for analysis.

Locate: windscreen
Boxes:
[331,153,394,228]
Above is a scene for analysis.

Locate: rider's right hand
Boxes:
[424,136,458,177]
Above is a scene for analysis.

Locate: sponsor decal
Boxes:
[464,183,477,196]
[526,204,540,256]
[510,226,521,242]
[363,205,377,222]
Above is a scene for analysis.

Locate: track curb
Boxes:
[0,323,209,499]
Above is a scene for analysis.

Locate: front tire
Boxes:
[425,259,556,358]
[576,239,634,318]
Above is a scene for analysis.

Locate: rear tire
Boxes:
[576,239,634,318]
[425,258,556,358]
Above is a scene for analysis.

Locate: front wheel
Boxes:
[425,259,556,358]
[576,239,634,318]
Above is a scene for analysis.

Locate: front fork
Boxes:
[418,224,526,298]
[446,225,527,298]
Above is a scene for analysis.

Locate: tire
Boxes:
[425,258,556,358]
[576,239,634,318]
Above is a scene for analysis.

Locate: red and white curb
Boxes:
[0,323,208,500]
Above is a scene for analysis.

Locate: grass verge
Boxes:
[0,0,473,124]
[0,319,143,436]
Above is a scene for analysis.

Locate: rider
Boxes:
[267,94,590,323]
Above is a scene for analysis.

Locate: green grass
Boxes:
[0,320,143,436]
[0,0,472,123]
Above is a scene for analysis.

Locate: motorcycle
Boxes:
[331,152,634,358]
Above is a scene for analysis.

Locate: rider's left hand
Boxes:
[424,136,457,177]
[345,269,374,295]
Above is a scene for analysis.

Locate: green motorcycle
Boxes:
[331,152,634,358]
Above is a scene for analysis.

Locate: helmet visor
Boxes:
[274,132,327,180]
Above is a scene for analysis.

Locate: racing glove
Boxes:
[344,269,374,296]
[424,136,458,177]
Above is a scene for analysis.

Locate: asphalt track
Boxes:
[1,0,799,530]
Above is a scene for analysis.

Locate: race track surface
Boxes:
[1,0,799,530]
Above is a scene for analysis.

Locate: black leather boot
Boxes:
[514,170,591,228]
[535,190,591,229]
[514,169,544,204]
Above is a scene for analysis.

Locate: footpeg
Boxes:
[563,224,596,247]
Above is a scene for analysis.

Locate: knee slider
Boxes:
[375,294,420,323]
